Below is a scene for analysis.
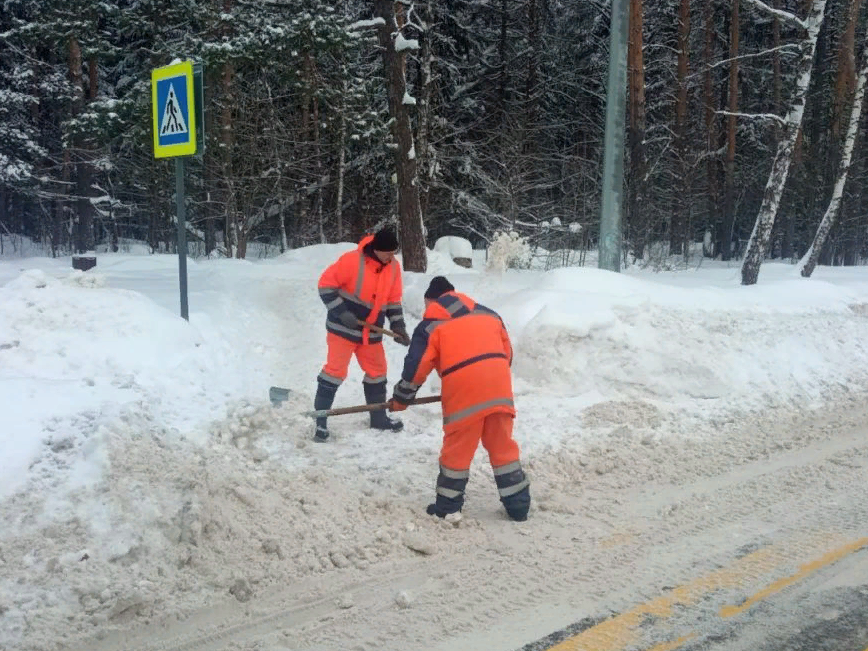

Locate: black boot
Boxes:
[495,461,531,521]
[502,486,531,521]
[364,380,403,432]
[426,468,468,517]
[313,379,338,442]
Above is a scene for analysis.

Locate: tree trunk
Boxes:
[203,70,217,256]
[279,204,289,252]
[336,78,347,241]
[704,0,719,257]
[220,0,236,258]
[524,0,540,152]
[773,0,797,260]
[741,0,828,285]
[374,0,427,272]
[831,0,862,140]
[721,0,739,261]
[627,0,647,260]
[416,0,435,223]
[799,20,868,277]
[68,36,94,255]
[498,0,509,125]
[672,0,691,257]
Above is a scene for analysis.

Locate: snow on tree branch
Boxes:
[741,0,807,31]
[395,32,419,52]
[708,44,800,69]
[715,110,787,126]
[348,18,386,30]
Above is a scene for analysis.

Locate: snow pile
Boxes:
[433,236,473,264]
[0,268,244,499]
[498,266,868,427]
[0,395,455,650]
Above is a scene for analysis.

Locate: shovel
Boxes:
[358,320,407,342]
[269,385,294,406]
[302,395,441,419]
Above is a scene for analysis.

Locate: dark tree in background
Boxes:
[2,0,868,275]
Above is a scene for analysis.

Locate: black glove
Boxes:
[335,306,360,328]
[392,327,411,346]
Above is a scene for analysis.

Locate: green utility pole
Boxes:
[598,0,630,272]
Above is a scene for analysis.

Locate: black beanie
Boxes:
[371,226,399,252]
[424,276,455,299]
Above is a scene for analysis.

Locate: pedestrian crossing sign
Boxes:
[151,61,197,158]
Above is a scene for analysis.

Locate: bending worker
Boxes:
[315,226,411,442]
[389,276,531,521]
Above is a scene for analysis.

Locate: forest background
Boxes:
[1,0,866,276]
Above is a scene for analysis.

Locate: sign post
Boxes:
[151,60,202,320]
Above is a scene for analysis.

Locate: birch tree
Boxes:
[798,23,868,278]
[740,0,827,286]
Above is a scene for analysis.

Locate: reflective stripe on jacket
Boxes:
[395,291,514,432]
[317,235,404,344]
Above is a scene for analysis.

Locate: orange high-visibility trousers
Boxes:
[439,412,520,471]
[320,332,388,385]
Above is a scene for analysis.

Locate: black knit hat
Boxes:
[371,226,399,252]
[424,276,455,300]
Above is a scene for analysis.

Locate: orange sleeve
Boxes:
[318,253,352,311]
[393,324,439,403]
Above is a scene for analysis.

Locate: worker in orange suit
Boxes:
[389,276,530,521]
[315,226,411,442]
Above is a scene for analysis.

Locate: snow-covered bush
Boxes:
[486,230,531,272]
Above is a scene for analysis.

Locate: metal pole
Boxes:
[175,157,189,320]
[598,0,630,272]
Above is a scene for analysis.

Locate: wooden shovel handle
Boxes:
[358,320,399,339]
[325,395,441,417]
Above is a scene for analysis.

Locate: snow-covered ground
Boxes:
[3,242,868,650]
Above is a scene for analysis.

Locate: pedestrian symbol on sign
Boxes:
[160,83,188,136]
[151,64,196,156]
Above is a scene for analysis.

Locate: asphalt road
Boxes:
[523,513,868,651]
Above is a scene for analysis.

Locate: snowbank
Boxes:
[0,268,244,498]
[496,266,868,426]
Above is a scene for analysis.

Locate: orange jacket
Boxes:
[393,291,514,432]
[318,235,404,345]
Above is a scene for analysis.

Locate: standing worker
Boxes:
[315,226,411,442]
[389,276,531,521]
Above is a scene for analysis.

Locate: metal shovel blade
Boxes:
[269,386,292,406]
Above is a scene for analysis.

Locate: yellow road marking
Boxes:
[719,537,868,618]
[548,545,790,650]
[547,535,867,651]
[645,634,696,651]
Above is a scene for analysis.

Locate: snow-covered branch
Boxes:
[348,17,386,31]
[715,110,787,127]
[741,0,807,31]
[708,44,800,69]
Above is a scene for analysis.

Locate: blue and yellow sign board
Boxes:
[151,61,197,158]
